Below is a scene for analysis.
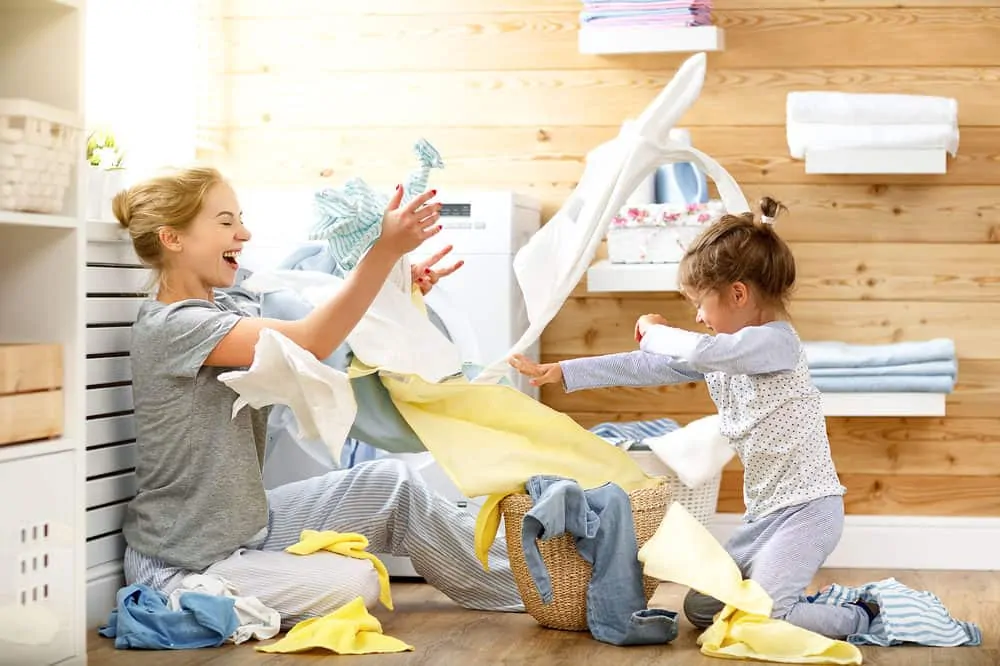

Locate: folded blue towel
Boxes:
[803,339,956,369]
[810,360,957,378]
[811,375,955,394]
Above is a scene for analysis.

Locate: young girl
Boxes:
[115,166,522,625]
[510,197,876,639]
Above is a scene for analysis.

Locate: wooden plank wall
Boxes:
[206,0,1000,518]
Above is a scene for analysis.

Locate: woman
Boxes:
[114,166,522,624]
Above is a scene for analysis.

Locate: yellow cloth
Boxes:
[255,596,413,655]
[638,503,863,665]
[349,286,656,568]
[286,530,393,610]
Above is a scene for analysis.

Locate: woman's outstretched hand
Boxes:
[412,244,465,295]
[377,187,442,256]
[508,354,563,387]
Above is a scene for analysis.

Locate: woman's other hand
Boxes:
[412,244,465,295]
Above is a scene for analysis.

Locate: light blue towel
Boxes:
[309,138,443,272]
[811,375,955,393]
[803,339,956,369]
[810,360,956,378]
[807,578,981,647]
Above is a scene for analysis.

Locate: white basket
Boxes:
[607,200,725,264]
[0,98,81,215]
[627,450,721,527]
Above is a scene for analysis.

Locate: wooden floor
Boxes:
[87,570,997,665]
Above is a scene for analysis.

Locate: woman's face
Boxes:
[163,181,252,290]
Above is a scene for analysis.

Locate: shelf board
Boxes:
[820,392,946,418]
[587,259,680,293]
[804,148,947,175]
[0,437,74,464]
[0,0,80,9]
[579,25,724,55]
[0,210,77,229]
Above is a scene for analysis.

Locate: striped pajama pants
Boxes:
[683,494,871,639]
[124,458,524,627]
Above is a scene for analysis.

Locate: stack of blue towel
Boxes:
[803,338,957,394]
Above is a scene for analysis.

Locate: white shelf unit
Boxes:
[579,25,724,55]
[587,259,680,293]
[804,148,947,175]
[0,0,87,664]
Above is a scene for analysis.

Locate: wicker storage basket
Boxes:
[0,98,81,215]
[501,482,671,632]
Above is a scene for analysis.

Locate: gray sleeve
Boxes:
[639,323,799,375]
[558,350,705,393]
[151,300,244,378]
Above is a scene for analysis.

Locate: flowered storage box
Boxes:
[607,200,725,264]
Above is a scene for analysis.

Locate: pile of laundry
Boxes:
[786,91,960,161]
[803,338,958,394]
[580,0,714,29]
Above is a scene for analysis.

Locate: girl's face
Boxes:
[160,182,252,291]
[688,282,757,334]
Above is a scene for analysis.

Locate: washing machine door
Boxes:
[421,276,483,365]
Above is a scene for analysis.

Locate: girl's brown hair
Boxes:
[677,197,795,310]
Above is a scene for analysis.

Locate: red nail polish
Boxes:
[431,189,437,195]
[436,224,442,231]
[396,184,401,191]
[425,268,431,274]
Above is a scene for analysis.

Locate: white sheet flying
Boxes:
[471,52,750,385]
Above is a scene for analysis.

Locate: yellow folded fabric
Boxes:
[286,530,393,610]
[255,596,413,655]
[638,503,863,665]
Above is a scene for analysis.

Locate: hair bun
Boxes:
[111,189,132,229]
[759,196,787,224]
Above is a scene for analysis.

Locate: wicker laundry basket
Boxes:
[501,481,671,632]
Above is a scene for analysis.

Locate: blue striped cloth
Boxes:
[807,578,982,647]
[309,138,444,272]
[588,418,680,450]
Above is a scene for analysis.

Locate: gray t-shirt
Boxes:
[122,291,270,572]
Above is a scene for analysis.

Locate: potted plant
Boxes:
[85,128,126,222]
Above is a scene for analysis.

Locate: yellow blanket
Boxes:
[348,287,655,568]
[286,530,393,610]
[255,596,412,655]
[638,503,863,664]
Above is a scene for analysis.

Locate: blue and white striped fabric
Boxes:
[807,577,982,647]
[588,417,680,450]
[309,138,444,272]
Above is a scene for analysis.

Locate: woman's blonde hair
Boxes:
[111,166,225,272]
[678,196,796,311]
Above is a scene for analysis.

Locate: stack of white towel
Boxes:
[786,91,960,160]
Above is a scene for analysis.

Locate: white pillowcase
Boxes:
[645,414,734,489]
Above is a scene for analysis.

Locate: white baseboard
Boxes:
[710,513,1000,570]
[86,561,125,629]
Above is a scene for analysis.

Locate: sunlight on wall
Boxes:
[85,0,198,183]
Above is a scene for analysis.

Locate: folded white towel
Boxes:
[787,91,958,126]
[787,122,960,159]
[645,414,735,489]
